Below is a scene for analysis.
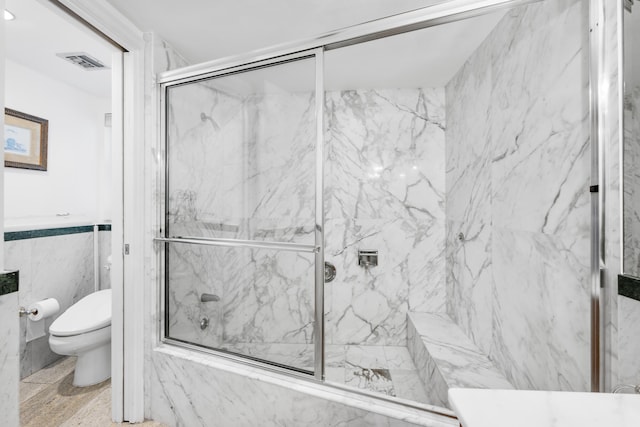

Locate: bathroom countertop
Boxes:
[449,388,640,427]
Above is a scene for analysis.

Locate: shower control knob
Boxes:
[200,317,209,330]
[324,262,337,283]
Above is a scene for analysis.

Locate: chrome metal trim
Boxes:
[322,380,457,419]
[314,47,325,381]
[163,337,314,379]
[157,0,542,85]
[161,50,317,88]
[159,337,458,420]
[589,0,605,393]
[160,81,169,346]
[154,236,318,253]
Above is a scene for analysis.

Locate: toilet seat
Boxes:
[49,289,112,337]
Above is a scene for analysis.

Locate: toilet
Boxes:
[49,289,112,387]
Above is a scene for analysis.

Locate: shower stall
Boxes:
[156,0,595,414]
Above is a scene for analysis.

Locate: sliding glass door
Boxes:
[160,51,324,378]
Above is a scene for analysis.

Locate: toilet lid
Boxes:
[49,289,112,337]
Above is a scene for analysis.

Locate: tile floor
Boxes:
[20,357,166,427]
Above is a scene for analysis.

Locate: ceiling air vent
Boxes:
[56,52,108,71]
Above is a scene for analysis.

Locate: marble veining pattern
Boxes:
[407,312,512,408]
[0,270,19,295]
[0,292,20,427]
[449,388,640,427]
[5,233,95,379]
[445,0,590,392]
[603,0,622,392]
[149,347,458,427]
[98,230,111,290]
[618,295,640,385]
[624,86,640,276]
[165,58,318,363]
[145,33,191,419]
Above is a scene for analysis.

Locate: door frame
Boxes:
[51,0,146,422]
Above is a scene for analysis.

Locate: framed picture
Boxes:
[4,108,48,171]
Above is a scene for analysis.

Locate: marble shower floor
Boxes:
[20,357,166,427]
[221,343,430,403]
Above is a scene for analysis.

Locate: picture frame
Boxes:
[4,108,48,171]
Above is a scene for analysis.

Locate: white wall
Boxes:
[4,58,110,221]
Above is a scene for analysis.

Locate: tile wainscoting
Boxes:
[4,224,111,379]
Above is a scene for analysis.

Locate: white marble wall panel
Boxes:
[325,88,446,346]
[166,75,316,243]
[492,229,589,391]
[167,243,315,352]
[624,86,640,275]
[246,90,316,228]
[618,296,640,385]
[153,38,190,79]
[5,232,95,379]
[445,0,590,392]
[167,86,446,349]
[149,348,457,427]
[0,291,19,427]
[222,248,315,346]
[444,40,494,354]
[98,230,111,290]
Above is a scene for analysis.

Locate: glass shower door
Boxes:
[161,53,322,376]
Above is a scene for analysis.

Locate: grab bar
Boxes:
[154,236,319,253]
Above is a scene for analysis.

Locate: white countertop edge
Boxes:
[449,388,640,427]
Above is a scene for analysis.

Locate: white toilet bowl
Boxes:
[49,289,112,387]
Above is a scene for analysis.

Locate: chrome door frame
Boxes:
[158,48,325,381]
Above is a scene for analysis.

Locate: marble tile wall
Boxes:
[148,40,459,425]
[5,232,95,379]
[407,312,513,408]
[618,295,640,385]
[624,86,640,276]
[166,84,446,349]
[0,290,19,427]
[445,0,591,391]
[149,347,458,427]
[325,89,446,346]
